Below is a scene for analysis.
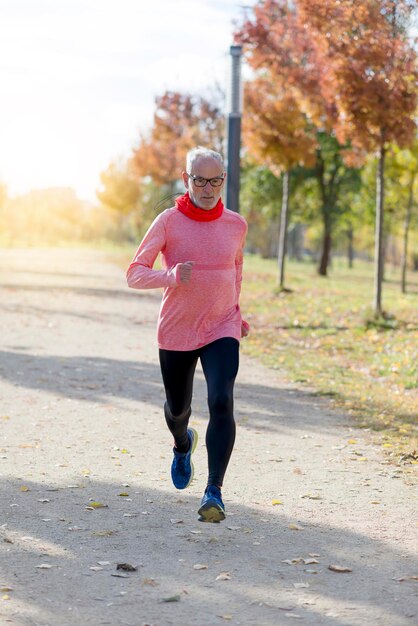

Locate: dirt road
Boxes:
[1,248,417,626]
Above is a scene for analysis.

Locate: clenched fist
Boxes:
[178,261,195,284]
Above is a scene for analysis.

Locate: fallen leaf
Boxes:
[86,501,108,510]
[301,494,321,500]
[36,564,52,569]
[288,524,304,531]
[170,519,183,524]
[0,587,13,592]
[304,558,319,564]
[118,493,129,497]
[91,530,116,537]
[193,564,208,570]
[90,566,103,572]
[271,499,283,506]
[227,526,241,531]
[218,615,232,620]
[216,572,231,581]
[20,486,29,492]
[37,499,50,503]
[97,561,111,566]
[111,572,128,578]
[293,582,309,588]
[328,564,352,573]
[162,594,180,602]
[116,563,137,572]
[142,578,159,587]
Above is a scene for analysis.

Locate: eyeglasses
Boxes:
[188,173,226,188]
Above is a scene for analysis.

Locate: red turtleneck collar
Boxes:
[175,192,224,222]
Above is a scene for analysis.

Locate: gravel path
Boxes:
[0,248,417,626]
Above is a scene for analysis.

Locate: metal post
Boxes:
[226,45,242,213]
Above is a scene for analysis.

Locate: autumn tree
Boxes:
[236,0,358,277]
[297,0,417,315]
[131,90,224,193]
[383,141,418,293]
[237,0,417,294]
[243,75,317,287]
[97,158,141,215]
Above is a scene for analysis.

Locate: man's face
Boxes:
[182,156,226,210]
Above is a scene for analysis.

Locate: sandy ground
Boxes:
[0,247,417,626]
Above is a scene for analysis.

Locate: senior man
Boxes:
[127,146,248,522]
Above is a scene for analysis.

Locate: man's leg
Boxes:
[159,347,199,460]
[199,337,239,488]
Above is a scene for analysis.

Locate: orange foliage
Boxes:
[131,91,224,186]
[236,0,337,131]
[243,76,317,173]
[297,0,417,151]
[237,0,417,155]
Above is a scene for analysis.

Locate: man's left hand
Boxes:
[241,320,250,338]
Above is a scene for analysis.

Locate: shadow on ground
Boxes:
[1,477,417,626]
[0,349,343,437]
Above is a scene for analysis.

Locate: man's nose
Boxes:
[203,180,212,189]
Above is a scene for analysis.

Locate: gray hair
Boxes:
[186,147,225,173]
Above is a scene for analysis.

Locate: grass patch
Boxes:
[240,255,418,457]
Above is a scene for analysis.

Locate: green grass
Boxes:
[240,254,418,457]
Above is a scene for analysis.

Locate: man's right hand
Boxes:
[178,261,195,284]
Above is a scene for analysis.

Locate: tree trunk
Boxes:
[401,172,415,294]
[318,221,332,276]
[373,145,386,317]
[347,226,354,268]
[278,170,290,289]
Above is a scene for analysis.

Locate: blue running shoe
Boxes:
[198,485,225,523]
[171,428,198,490]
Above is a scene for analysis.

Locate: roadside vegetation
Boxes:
[240,254,418,457]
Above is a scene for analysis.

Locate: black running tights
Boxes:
[159,337,239,488]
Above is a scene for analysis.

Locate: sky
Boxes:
[0,0,255,201]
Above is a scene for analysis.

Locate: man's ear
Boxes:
[181,171,189,189]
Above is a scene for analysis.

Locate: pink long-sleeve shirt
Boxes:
[126,206,248,351]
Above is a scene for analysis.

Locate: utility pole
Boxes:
[226,44,242,213]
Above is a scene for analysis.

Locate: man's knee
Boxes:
[164,401,191,422]
[208,391,233,418]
